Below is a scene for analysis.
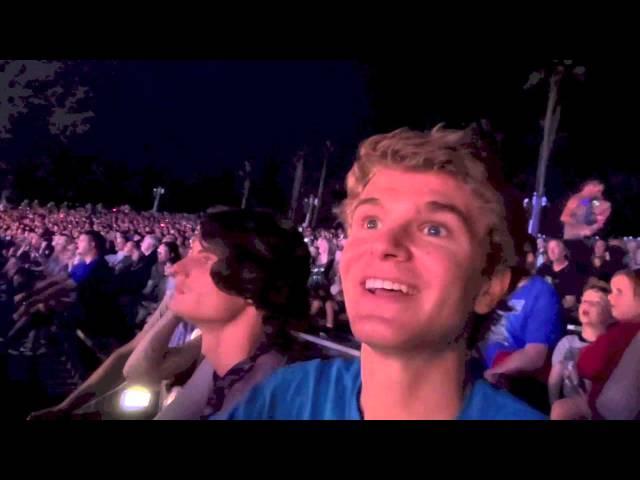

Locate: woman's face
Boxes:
[609,274,640,322]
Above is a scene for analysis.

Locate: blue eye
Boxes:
[364,218,379,230]
[423,224,447,237]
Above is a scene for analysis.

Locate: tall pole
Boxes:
[303,194,316,228]
[289,151,304,221]
[529,70,562,236]
[152,186,165,213]
[241,161,251,209]
[311,141,332,228]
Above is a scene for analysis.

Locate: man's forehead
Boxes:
[364,169,476,208]
[359,168,490,232]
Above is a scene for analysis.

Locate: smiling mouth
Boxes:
[362,278,418,296]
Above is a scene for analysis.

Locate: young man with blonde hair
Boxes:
[218,127,546,420]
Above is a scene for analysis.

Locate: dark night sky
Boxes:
[2,59,639,234]
[75,61,373,180]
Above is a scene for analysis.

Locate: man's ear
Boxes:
[473,267,512,315]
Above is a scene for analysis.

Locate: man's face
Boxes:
[76,234,92,257]
[317,238,329,257]
[339,168,499,353]
[123,241,136,256]
[594,240,607,257]
[579,289,612,326]
[30,233,42,248]
[547,240,566,263]
[141,236,156,254]
[115,235,127,251]
[169,238,246,325]
[163,235,177,243]
[157,244,170,263]
[52,235,70,250]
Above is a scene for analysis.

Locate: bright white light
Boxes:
[119,385,152,412]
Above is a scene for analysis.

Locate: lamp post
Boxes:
[152,186,165,213]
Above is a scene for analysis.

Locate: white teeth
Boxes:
[364,278,415,294]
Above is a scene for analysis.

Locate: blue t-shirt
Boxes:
[213,357,547,420]
[70,259,97,284]
[480,275,563,368]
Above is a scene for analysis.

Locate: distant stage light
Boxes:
[119,385,152,412]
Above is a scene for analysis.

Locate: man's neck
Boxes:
[552,259,569,271]
[82,252,98,264]
[199,309,264,377]
[359,343,466,420]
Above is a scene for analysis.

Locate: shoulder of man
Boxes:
[527,275,560,299]
[536,263,551,275]
[214,357,360,420]
[462,380,547,420]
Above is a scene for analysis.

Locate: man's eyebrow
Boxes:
[421,200,475,236]
[352,197,381,213]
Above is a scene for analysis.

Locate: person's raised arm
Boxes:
[561,182,612,240]
[27,338,139,420]
[123,296,201,385]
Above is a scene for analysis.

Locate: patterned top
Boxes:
[202,340,275,418]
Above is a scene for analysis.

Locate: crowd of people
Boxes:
[0,126,639,420]
[0,204,197,355]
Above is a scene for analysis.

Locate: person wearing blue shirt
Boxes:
[477,272,563,413]
[481,274,563,371]
[217,127,547,420]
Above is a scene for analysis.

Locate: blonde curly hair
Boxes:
[338,126,516,273]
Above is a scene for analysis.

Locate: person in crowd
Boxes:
[142,241,180,304]
[217,127,546,420]
[551,269,640,420]
[139,234,160,274]
[594,244,627,283]
[134,241,182,326]
[624,239,638,268]
[105,232,128,268]
[478,264,563,413]
[308,234,336,332]
[42,234,74,277]
[537,239,587,326]
[112,240,135,275]
[561,181,611,242]
[27,291,198,420]
[595,322,640,420]
[522,240,537,274]
[65,231,123,344]
[8,231,116,352]
[591,239,608,271]
[548,280,613,418]
[560,181,613,286]
[124,208,311,420]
